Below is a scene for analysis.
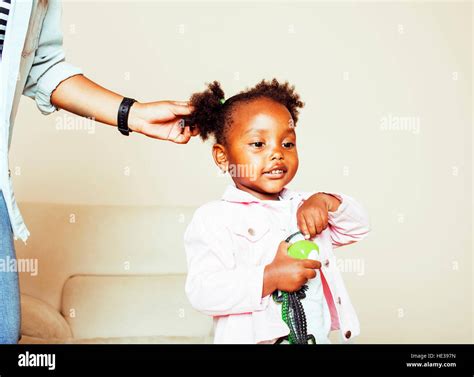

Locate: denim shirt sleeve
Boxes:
[22,0,82,115]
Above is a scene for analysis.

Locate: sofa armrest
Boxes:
[20,294,72,340]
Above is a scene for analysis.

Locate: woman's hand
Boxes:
[128,101,199,144]
[51,75,199,144]
[297,193,341,239]
[262,241,321,297]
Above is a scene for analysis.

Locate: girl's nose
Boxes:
[270,148,284,161]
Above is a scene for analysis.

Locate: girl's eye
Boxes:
[250,142,265,148]
[283,142,295,148]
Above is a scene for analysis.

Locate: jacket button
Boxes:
[345,331,351,339]
[337,297,341,305]
[248,228,255,236]
[324,259,329,267]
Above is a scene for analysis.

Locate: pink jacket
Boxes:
[184,184,370,344]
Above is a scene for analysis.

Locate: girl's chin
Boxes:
[258,182,287,194]
[235,181,286,199]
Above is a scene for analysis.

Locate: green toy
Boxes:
[288,239,319,260]
[273,231,319,344]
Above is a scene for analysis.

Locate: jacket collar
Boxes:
[221,183,299,204]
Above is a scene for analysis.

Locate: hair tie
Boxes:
[219,98,226,105]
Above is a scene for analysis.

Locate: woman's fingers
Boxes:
[190,125,200,136]
[169,101,193,116]
[174,124,192,144]
[140,117,199,143]
[171,100,190,106]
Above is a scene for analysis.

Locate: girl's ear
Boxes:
[212,144,229,173]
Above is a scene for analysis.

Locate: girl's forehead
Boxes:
[231,98,292,134]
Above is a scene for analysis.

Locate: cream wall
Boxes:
[10,1,473,343]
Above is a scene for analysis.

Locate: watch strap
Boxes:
[117,97,137,136]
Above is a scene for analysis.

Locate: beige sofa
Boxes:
[15,203,213,344]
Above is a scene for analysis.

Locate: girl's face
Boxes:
[213,97,299,200]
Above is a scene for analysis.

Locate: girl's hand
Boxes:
[297,193,341,239]
[263,241,321,296]
[128,101,199,144]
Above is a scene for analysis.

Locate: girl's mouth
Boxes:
[263,168,287,179]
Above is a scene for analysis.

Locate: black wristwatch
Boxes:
[117,97,137,136]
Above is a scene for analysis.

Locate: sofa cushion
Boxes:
[20,294,72,339]
[61,274,213,341]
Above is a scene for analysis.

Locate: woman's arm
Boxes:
[51,74,197,144]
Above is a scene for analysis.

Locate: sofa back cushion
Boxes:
[15,203,196,310]
[61,274,212,340]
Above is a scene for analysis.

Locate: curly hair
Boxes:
[188,79,304,145]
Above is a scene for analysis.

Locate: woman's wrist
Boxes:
[127,101,146,133]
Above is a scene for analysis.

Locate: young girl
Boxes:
[184,79,370,344]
